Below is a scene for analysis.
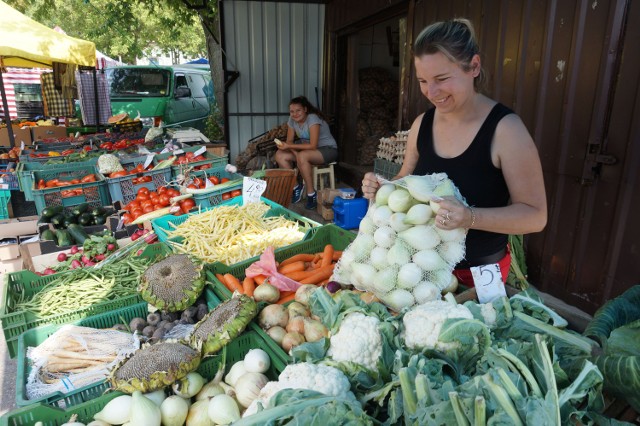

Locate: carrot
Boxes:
[242,277,256,297]
[279,254,315,267]
[224,273,244,293]
[300,264,335,284]
[277,292,297,304]
[215,273,226,283]
[254,275,267,285]
[278,261,306,275]
[285,269,318,281]
[321,244,334,267]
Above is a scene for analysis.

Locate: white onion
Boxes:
[235,372,269,408]
[404,203,433,225]
[375,183,396,206]
[160,395,189,426]
[374,226,396,248]
[387,242,411,265]
[413,281,441,304]
[372,266,398,294]
[439,241,466,264]
[188,399,214,426]
[224,361,247,387]
[208,394,240,424]
[404,175,435,202]
[387,188,414,213]
[93,394,132,425]
[244,349,271,374]
[381,289,415,311]
[413,250,446,271]
[436,226,466,242]
[130,391,161,426]
[389,212,412,232]
[397,263,422,289]
[369,246,389,269]
[372,205,393,227]
[359,216,376,235]
[399,226,440,251]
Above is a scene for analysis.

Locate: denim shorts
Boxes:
[318,146,338,163]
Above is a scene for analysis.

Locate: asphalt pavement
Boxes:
[0,271,17,417]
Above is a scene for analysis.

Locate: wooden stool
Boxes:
[313,162,336,191]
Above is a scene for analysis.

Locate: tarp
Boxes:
[186,58,209,64]
[0,0,96,68]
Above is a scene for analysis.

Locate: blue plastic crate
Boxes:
[190,166,244,209]
[106,168,172,205]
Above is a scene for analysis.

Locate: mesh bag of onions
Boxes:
[332,173,467,311]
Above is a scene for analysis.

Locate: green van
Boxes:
[106,65,215,130]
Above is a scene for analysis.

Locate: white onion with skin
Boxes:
[235,372,269,408]
[130,391,161,426]
[294,284,317,306]
[266,326,287,344]
[369,246,389,269]
[374,226,396,248]
[375,183,396,206]
[397,263,422,289]
[258,304,289,329]
[244,348,271,374]
[93,394,132,425]
[253,283,280,303]
[224,361,247,387]
[389,212,412,232]
[160,395,189,426]
[208,394,240,425]
[188,399,214,426]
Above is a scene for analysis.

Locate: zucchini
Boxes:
[91,206,106,217]
[63,214,78,227]
[78,212,93,226]
[93,215,107,225]
[55,229,73,246]
[67,224,90,244]
[71,203,89,216]
[40,229,56,241]
[50,214,66,229]
[41,206,63,219]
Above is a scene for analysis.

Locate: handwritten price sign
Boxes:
[470,263,507,303]
[242,177,267,205]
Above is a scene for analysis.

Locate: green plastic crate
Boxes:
[208,224,356,301]
[15,287,222,409]
[2,328,286,426]
[0,190,10,219]
[154,145,227,178]
[190,166,244,209]
[151,196,320,244]
[106,168,172,205]
[373,158,402,180]
[16,161,100,202]
[0,242,172,359]
[31,167,111,216]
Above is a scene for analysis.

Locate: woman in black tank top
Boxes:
[362,19,547,287]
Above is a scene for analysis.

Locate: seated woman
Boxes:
[274,96,338,209]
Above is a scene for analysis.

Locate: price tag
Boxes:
[173,149,184,155]
[160,147,169,154]
[193,146,207,157]
[470,263,507,303]
[204,177,214,188]
[20,140,25,150]
[242,176,267,205]
[116,215,126,231]
[143,154,155,170]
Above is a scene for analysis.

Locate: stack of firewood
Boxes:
[356,67,398,166]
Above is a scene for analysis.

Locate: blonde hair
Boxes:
[414,18,487,92]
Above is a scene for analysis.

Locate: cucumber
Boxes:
[41,229,56,241]
[41,206,63,219]
[71,203,89,216]
[55,229,73,246]
[67,224,90,244]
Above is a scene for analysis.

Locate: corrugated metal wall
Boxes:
[323,0,639,313]
[221,1,325,161]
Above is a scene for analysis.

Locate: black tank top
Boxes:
[413,103,513,267]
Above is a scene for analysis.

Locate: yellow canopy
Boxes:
[0,0,96,68]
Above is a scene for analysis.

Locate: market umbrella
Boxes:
[0,0,96,146]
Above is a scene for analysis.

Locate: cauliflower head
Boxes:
[403,300,473,351]
[243,362,356,417]
[327,312,382,371]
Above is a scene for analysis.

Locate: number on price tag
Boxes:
[143,154,155,170]
[242,177,267,205]
[470,263,507,303]
[193,146,207,157]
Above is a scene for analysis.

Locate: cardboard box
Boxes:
[0,216,39,239]
[0,257,23,274]
[205,143,228,157]
[31,126,68,142]
[0,238,20,260]
[318,204,334,221]
[317,188,342,207]
[0,127,33,147]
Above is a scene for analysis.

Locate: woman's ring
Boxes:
[440,219,447,226]
[445,212,451,221]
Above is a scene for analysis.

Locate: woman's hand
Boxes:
[362,172,380,200]
[433,197,473,230]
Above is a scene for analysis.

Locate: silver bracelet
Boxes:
[468,206,476,228]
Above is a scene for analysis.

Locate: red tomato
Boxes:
[222,192,232,200]
[148,191,159,200]
[137,193,149,202]
[157,186,167,195]
[231,189,242,198]
[137,187,150,196]
[193,178,203,188]
[187,184,198,189]
[131,210,143,220]
[166,188,180,198]
[179,198,196,214]
[143,205,155,214]
[158,194,171,206]
[122,213,133,224]
[209,176,220,185]
[221,178,230,183]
